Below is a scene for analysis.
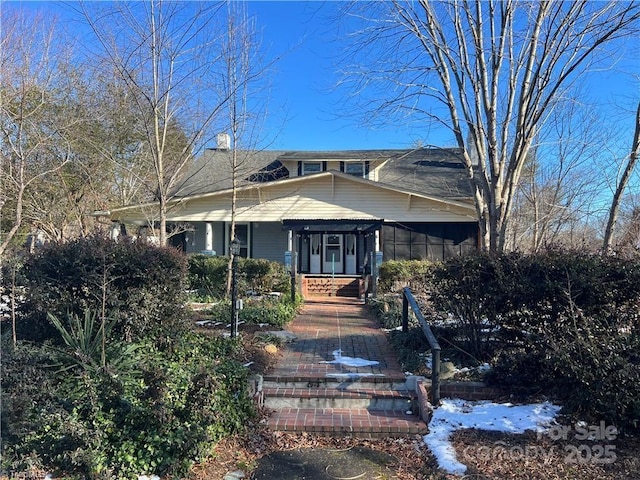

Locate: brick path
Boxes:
[264,297,427,437]
[271,297,404,378]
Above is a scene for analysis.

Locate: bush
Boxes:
[206,293,302,328]
[1,329,254,479]
[429,250,640,434]
[188,255,290,300]
[16,235,188,344]
[378,260,432,295]
[378,250,640,433]
[2,235,258,478]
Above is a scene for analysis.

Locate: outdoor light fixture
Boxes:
[230,236,241,257]
[230,237,240,338]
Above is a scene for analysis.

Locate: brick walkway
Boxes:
[270,297,405,378]
[264,297,427,437]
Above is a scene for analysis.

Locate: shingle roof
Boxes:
[172,147,473,200]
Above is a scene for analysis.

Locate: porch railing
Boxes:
[401,287,441,404]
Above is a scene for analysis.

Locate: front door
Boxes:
[345,234,357,274]
[310,234,321,273]
[323,234,343,273]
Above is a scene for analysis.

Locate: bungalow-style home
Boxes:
[108,134,479,297]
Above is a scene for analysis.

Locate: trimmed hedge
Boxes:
[15,235,188,344]
[378,259,433,295]
[188,255,290,300]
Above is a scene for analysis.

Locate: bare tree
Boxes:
[0,9,76,256]
[603,102,640,251]
[219,2,273,295]
[78,1,231,246]
[341,0,640,251]
[509,100,607,251]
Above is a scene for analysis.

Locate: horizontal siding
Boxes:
[252,222,288,262]
[149,176,475,224]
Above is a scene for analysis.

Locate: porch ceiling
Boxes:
[282,218,383,234]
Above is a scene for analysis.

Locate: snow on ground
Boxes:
[319,349,380,367]
[424,398,561,476]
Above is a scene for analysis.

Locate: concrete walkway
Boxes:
[264,297,426,437]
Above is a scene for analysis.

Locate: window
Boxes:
[302,162,322,175]
[344,161,366,178]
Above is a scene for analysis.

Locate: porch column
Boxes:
[205,222,213,251]
[289,230,296,302]
[374,229,380,252]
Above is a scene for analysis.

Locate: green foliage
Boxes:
[431,250,640,434]
[188,255,229,299]
[206,293,302,328]
[367,295,403,330]
[378,260,433,294]
[1,331,254,479]
[187,255,290,300]
[2,236,257,478]
[46,311,139,377]
[17,235,189,344]
[375,250,640,433]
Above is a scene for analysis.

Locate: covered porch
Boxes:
[283,219,382,276]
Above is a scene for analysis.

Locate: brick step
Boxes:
[303,277,361,298]
[266,407,427,438]
[263,386,416,411]
[263,375,413,391]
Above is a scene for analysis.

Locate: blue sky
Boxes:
[8,1,640,152]
[247,1,439,150]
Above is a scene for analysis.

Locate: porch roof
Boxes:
[282,218,383,234]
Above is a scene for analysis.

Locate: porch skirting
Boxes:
[301,275,363,298]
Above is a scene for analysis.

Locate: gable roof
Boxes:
[170,147,473,200]
[109,169,476,223]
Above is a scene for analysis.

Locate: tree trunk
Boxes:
[603,102,640,252]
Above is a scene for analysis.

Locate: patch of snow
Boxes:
[477,363,491,373]
[424,399,560,476]
[326,373,385,379]
[223,470,246,479]
[382,326,403,332]
[319,349,379,367]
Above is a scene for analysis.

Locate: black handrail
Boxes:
[401,287,441,404]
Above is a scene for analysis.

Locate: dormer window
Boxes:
[302,162,322,175]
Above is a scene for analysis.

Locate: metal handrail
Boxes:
[401,287,441,404]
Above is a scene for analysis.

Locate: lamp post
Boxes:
[229,236,240,338]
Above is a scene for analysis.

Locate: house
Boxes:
[108,136,479,296]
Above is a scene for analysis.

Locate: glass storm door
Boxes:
[323,234,343,273]
[310,234,321,273]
